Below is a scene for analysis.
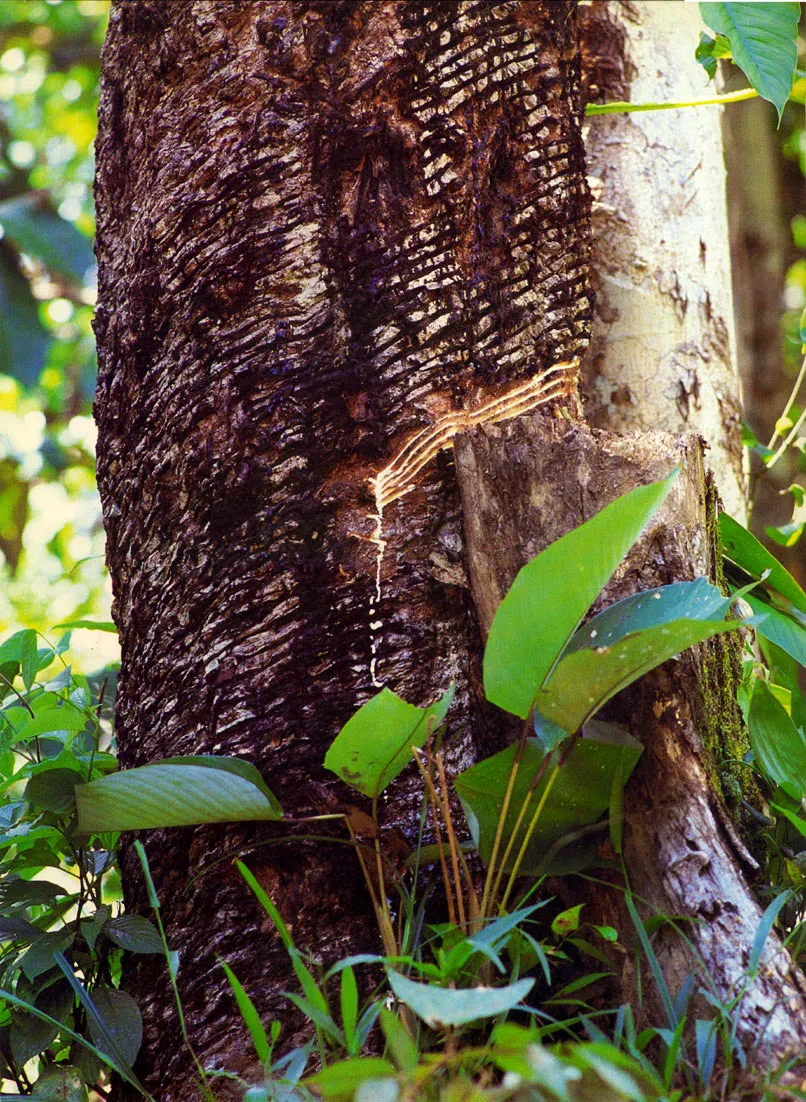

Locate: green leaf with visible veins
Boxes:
[75,757,282,832]
[699,3,799,120]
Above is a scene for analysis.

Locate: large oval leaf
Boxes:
[75,756,282,833]
[535,578,748,732]
[454,729,642,876]
[324,684,454,799]
[484,472,677,718]
[387,969,534,1027]
[700,2,799,121]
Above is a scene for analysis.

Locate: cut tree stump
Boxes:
[454,412,806,1062]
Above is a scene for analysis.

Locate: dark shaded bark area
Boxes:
[455,416,806,1060]
[93,1,592,1093]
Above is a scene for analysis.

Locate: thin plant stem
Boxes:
[492,727,584,913]
[345,818,397,958]
[586,87,757,116]
[434,751,480,925]
[434,750,467,929]
[498,764,561,914]
[767,355,806,449]
[413,747,457,926]
[486,742,555,913]
[765,357,806,470]
[480,714,532,918]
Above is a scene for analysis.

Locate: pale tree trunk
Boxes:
[455,0,806,1063]
[93,2,592,1097]
[579,0,745,519]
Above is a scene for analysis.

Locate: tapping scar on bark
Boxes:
[366,360,580,687]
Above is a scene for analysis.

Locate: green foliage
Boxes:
[324,685,454,802]
[385,969,534,1028]
[0,0,112,664]
[699,2,800,120]
[0,624,154,1099]
[534,578,750,733]
[75,756,282,833]
[455,727,642,876]
[483,473,678,718]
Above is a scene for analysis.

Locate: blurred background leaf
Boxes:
[0,0,116,673]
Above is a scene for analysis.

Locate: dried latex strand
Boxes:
[370,361,578,512]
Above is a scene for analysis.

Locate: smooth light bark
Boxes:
[579,0,745,518]
[93,2,592,1095]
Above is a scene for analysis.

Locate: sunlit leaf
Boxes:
[699,2,799,120]
[307,1058,397,1101]
[484,473,677,718]
[324,684,454,799]
[535,579,748,732]
[76,757,282,833]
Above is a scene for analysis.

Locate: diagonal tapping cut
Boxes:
[366,360,579,687]
[370,361,579,513]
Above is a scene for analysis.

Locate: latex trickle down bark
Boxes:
[367,360,580,687]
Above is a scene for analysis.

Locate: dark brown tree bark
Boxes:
[93,2,592,1096]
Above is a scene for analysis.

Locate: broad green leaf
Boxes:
[748,680,806,796]
[23,1066,89,1102]
[10,1007,60,1071]
[86,986,143,1069]
[695,31,732,80]
[0,628,37,671]
[5,694,89,742]
[0,243,49,388]
[0,983,138,1094]
[75,757,282,833]
[0,879,66,906]
[307,1058,397,1101]
[484,472,677,718]
[535,579,747,732]
[699,2,799,120]
[20,929,75,982]
[24,767,83,814]
[552,904,584,938]
[720,513,806,613]
[81,906,111,955]
[455,731,642,875]
[0,194,95,283]
[387,968,533,1027]
[102,915,163,954]
[324,684,454,799]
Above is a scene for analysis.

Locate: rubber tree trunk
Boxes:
[93,1,592,1096]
